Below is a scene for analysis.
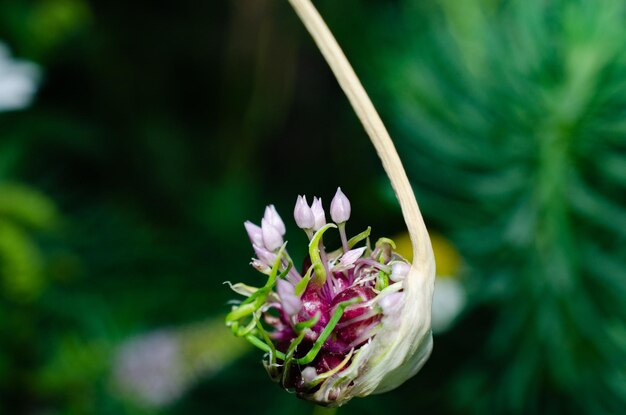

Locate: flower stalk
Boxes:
[286,0,436,398]
[225,0,436,407]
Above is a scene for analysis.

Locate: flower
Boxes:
[225,188,431,406]
[0,42,40,112]
[261,218,283,251]
[311,197,326,231]
[294,195,315,230]
[244,221,264,247]
[264,204,286,236]
[330,187,351,224]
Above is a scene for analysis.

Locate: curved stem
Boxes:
[287,0,432,268]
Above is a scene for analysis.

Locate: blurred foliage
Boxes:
[0,0,625,414]
[0,183,58,300]
[343,0,626,413]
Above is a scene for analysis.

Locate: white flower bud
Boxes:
[261,218,283,251]
[276,279,302,316]
[390,262,410,282]
[244,221,264,247]
[264,205,286,236]
[330,187,351,224]
[311,197,326,231]
[294,195,315,229]
[253,244,277,266]
[339,247,366,267]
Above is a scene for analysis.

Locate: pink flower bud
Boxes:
[276,279,302,316]
[294,195,315,229]
[339,247,366,267]
[253,244,277,266]
[311,197,326,231]
[390,262,410,282]
[330,187,351,224]
[301,366,318,384]
[244,221,264,247]
[264,205,286,236]
[261,218,283,251]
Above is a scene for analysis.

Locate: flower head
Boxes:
[226,190,432,407]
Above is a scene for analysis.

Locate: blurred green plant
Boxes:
[360,0,626,413]
[3,0,624,413]
[0,0,90,59]
[0,182,58,301]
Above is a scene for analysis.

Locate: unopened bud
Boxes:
[244,221,264,247]
[276,279,302,316]
[294,195,315,229]
[264,205,286,236]
[311,197,326,231]
[390,262,410,282]
[301,366,318,384]
[254,244,277,266]
[261,218,283,251]
[330,187,351,224]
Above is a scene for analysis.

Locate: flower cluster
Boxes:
[225,188,414,406]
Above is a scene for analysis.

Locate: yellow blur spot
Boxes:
[392,232,461,278]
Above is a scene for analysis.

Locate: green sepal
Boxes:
[375,270,389,291]
[375,237,396,250]
[348,226,371,249]
[329,227,371,259]
[245,334,286,360]
[295,261,318,296]
[308,223,337,286]
[224,281,259,297]
[295,297,360,365]
[225,244,287,325]
[294,311,321,332]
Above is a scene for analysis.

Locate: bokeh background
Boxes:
[1,0,625,414]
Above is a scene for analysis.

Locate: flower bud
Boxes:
[339,247,366,267]
[294,195,315,229]
[261,218,283,251]
[264,204,286,236]
[276,279,302,316]
[390,262,410,282]
[301,366,318,384]
[311,197,326,231]
[253,244,277,266]
[330,187,351,224]
[244,221,264,247]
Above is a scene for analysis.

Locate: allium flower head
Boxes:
[226,188,433,406]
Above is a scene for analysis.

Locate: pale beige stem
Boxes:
[287,0,432,267]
